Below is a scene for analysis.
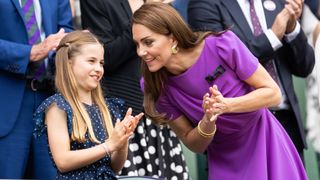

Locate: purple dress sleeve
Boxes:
[216,31,259,80]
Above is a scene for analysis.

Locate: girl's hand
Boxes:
[106,108,144,153]
[122,108,144,134]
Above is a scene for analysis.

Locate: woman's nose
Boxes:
[137,48,147,57]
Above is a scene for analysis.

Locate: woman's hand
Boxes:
[203,85,228,121]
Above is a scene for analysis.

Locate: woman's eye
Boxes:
[144,40,153,46]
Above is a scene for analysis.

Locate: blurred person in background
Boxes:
[301,0,320,169]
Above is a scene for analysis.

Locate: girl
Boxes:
[33,31,143,179]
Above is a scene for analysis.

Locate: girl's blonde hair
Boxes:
[55,30,113,143]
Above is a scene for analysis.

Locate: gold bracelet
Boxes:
[101,143,111,157]
[197,120,216,138]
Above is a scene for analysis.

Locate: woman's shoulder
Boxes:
[205,30,239,44]
[204,30,245,57]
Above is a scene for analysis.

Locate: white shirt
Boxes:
[237,0,300,109]
[237,0,300,51]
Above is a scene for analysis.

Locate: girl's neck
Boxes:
[78,90,93,105]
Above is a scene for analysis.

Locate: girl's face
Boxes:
[132,23,176,72]
[71,43,104,92]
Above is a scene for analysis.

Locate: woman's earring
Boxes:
[171,44,179,54]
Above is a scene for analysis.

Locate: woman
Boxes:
[132,2,307,179]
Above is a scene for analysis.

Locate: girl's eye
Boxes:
[100,61,105,66]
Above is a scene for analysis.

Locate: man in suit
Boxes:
[306,0,320,18]
[0,0,73,178]
[188,0,315,160]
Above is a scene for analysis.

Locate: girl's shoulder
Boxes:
[36,93,72,113]
[33,93,73,138]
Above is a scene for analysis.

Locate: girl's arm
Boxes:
[46,105,143,173]
[108,108,144,173]
[46,104,109,173]
[109,141,129,173]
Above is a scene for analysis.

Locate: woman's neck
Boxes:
[166,41,205,75]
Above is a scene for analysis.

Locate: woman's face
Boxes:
[132,23,176,72]
[71,43,104,92]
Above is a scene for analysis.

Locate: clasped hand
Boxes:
[202,85,228,122]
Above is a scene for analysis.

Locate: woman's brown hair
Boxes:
[132,2,215,124]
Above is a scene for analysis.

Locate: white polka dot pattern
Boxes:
[119,118,190,179]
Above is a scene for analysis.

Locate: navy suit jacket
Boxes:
[0,0,73,137]
[188,0,315,148]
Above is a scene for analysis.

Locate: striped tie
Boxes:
[21,0,41,45]
[21,0,46,81]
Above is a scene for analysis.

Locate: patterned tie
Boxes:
[21,0,41,44]
[21,0,46,80]
[249,0,280,85]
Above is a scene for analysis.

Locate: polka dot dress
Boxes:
[119,118,190,180]
[34,93,123,180]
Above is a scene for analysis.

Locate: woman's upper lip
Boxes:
[144,57,155,62]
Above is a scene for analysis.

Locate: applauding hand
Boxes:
[106,108,143,153]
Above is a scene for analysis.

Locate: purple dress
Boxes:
[156,31,307,179]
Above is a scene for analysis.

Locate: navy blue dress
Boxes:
[33,93,125,180]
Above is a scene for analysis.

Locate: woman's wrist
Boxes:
[197,120,217,138]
